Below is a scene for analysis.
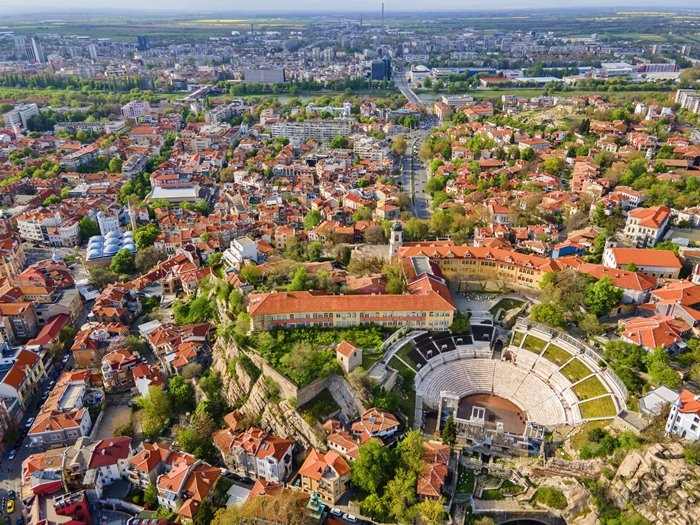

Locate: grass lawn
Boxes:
[480,489,504,501]
[489,298,525,316]
[522,334,547,353]
[511,331,525,347]
[396,342,417,368]
[388,356,415,376]
[572,376,609,401]
[579,396,618,419]
[569,420,611,453]
[456,465,476,494]
[398,387,417,428]
[361,350,383,371]
[542,344,572,366]
[560,358,593,383]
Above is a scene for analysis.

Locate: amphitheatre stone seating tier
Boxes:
[416,358,573,427]
[513,347,539,370]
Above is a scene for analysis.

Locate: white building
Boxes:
[623,205,671,248]
[96,211,120,236]
[222,237,258,270]
[666,389,700,441]
[16,210,81,247]
[269,119,354,145]
[121,100,152,119]
[2,103,39,132]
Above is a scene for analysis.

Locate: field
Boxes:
[542,344,572,366]
[572,376,608,401]
[560,358,593,383]
[522,335,547,353]
[511,331,524,347]
[579,396,618,419]
[489,298,525,316]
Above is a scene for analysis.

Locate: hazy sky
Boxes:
[0,0,690,14]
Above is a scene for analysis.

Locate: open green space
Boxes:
[247,326,385,386]
[542,344,573,366]
[579,396,618,419]
[299,388,340,423]
[456,465,476,494]
[396,342,417,367]
[511,331,525,347]
[489,298,525,316]
[522,334,547,353]
[569,420,611,452]
[361,350,384,371]
[560,358,593,383]
[572,376,608,401]
[388,356,415,376]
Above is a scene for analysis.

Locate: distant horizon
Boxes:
[1,2,699,17]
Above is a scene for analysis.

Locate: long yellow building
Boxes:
[397,243,559,288]
[247,274,456,331]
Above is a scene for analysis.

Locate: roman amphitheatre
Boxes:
[377,318,628,455]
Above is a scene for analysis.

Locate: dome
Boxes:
[103,246,119,255]
[123,231,134,239]
[89,235,103,243]
[104,231,120,240]
[88,249,102,259]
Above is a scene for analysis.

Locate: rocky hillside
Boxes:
[609,442,700,525]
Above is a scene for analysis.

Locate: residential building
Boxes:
[623,205,671,247]
[417,441,450,502]
[121,101,152,119]
[0,349,46,417]
[666,390,700,441]
[297,449,351,505]
[0,302,39,343]
[2,103,39,131]
[247,274,456,331]
[71,323,129,369]
[101,348,140,391]
[602,247,682,279]
[222,236,259,270]
[83,437,133,497]
[619,315,690,352]
[212,423,294,483]
[132,364,164,397]
[155,451,222,521]
[351,408,400,441]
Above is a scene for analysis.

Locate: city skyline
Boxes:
[0,0,696,15]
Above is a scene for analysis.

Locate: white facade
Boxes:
[666,391,700,441]
[121,100,151,119]
[2,103,39,131]
[97,211,121,236]
[222,237,258,269]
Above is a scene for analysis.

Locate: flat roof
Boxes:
[58,384,85,411]
[151,186,198,200]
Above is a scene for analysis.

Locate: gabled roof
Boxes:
[678,389,700,415]
[88,437,132,469]
[607,248,682,269]
[298,449,351,481]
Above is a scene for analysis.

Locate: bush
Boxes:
[114,422,133,438]
[533,487,567,510]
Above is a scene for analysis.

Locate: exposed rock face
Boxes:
[210,338,328,450]
[610,442,700,525]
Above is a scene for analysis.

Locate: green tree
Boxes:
[168,375,196,413]
[306,241,324,261]
[110,248,136,275]
[531,302,566,328]
[450,311,470,333]
[415,498,446,525]
[79,217,100,239]
[88,266,120,291]
[109,157,123,173]
[351,439,396,494]
[644,347,682,388]
[391,136,407,157]
[135,246,168,274]
[329,135,349,149]
[384,468,418,524]
[585,277,623,317]
[303,209,322,230]
[352,206,374,222]
[442,414,457,446]
[397,429,425,476]
[288,266,310,291]
[543,157,565,173]
[521,147,535,161]
[134,224,161,249]
[239,263,262,286]
[139,386,172,439]
[144,484,159,507]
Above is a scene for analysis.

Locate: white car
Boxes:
[330,508,342,517]
[342,514,357,523]
[8,449,17,461]
[24,417,35,429]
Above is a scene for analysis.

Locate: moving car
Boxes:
[24,417,35,429]
[6,498,15,514]
[8,449,17,461]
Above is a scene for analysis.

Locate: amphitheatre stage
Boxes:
[458,394,527,434]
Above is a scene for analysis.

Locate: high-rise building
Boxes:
[383,55,392,81]
[136,36,150,52]
[24,37,45,63]
[371,60,386,81]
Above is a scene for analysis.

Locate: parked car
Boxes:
[17,516,25,525]
[4,514,11,525]
[24,417,35,429]
[8,449,17,461]
[330,509,342,517]
[342,514,357,523]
